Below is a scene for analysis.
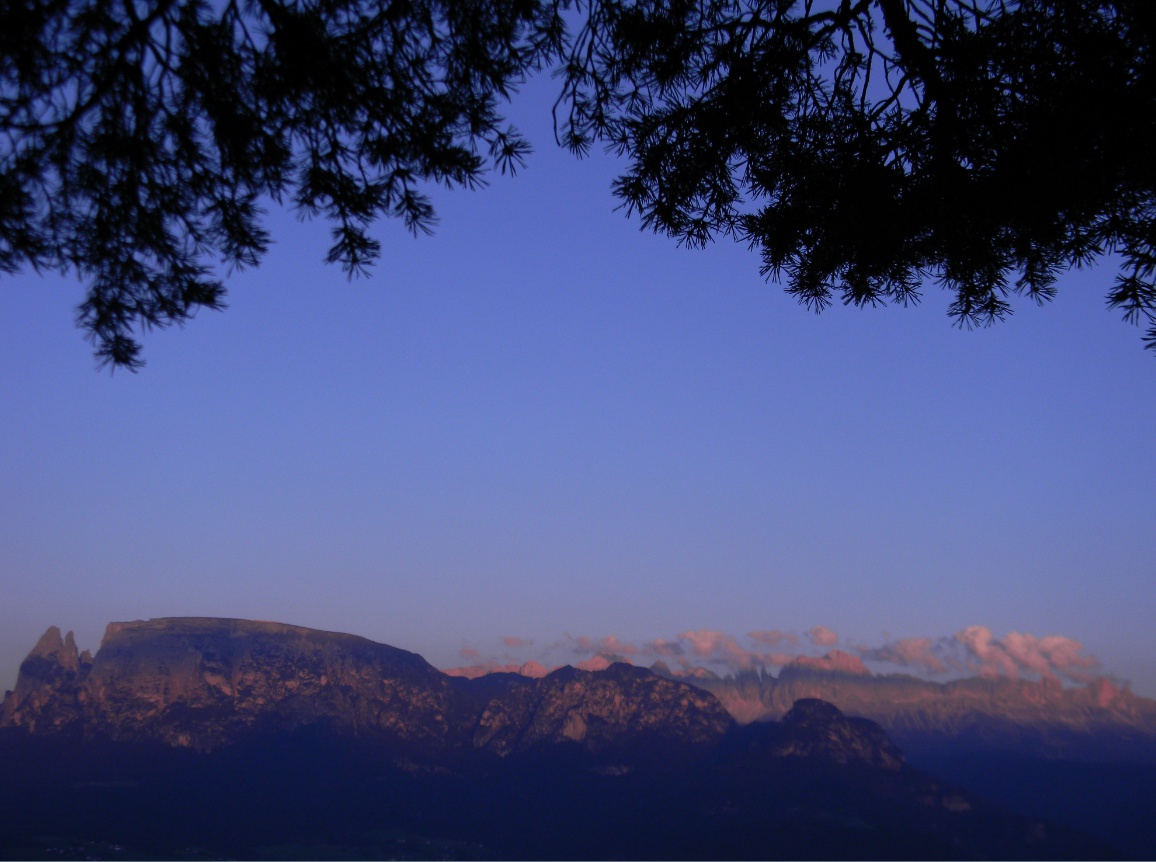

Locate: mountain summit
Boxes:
[2,618,732,757]
[650,652,1156,762]
[0,619,1115,859]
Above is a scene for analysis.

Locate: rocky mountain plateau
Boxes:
[0,618,1140,860]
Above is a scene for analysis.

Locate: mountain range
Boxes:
[648,649,1156,762]
[0,618,1147,859]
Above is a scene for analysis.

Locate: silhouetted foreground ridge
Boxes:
[0,619,1116,859]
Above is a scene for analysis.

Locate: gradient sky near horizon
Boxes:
[2,76,1154,698]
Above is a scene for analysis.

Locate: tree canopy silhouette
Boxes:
[1,0,565,367]
[2,0,1153,367]
[556,0,1155,351]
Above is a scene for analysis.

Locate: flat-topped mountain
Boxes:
[2,618,732,758]
[0,620,1118,859]
[2,619,457,747]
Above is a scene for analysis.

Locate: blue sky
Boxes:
[2,76,1154,696]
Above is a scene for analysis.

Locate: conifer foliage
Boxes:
[0,0,564,366]
[557,0,1155,350]
[2,0,1152,366]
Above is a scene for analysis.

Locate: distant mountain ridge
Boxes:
[0,617,1115,859]
[647,649,1156,761]
[8,622,1153,762]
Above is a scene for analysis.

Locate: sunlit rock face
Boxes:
[0,621,1121,859]
[469,663,733,758]
[0,627,92,733]
[1,619,733,759]
[3,618,470,751]
[441,659,555,680]
[791,650,870,675]
[655,653,1156,760]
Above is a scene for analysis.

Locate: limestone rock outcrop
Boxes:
[653,652,1156,760]
[2,618,470,750]
[1,619,734,759]
[0,626,92,732]
[767,698,904,770]
[469,663,732,758]
[0,619,1119,860]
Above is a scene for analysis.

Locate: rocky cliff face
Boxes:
[760,698,905,770]
[1,618,734,758]
[0,620,1119,860]
[653,651,1156,760]
[4,618,470,750]
[469,663,732,759]
[0,627,92,733]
